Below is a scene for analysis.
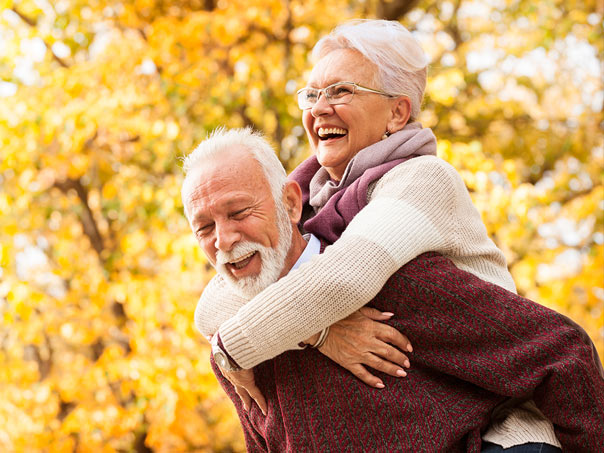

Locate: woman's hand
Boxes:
[317,307,413,388]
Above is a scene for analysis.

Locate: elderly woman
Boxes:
[195,20,565,452]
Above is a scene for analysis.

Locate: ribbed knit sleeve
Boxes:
[194,156,516,368]
[194,274,247,338]
[366,156,516,292]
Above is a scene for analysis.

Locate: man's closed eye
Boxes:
[197,223,214,237]
[231,208,250,220]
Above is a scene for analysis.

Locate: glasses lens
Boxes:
[298,88,318,109]
[325,83,355,104]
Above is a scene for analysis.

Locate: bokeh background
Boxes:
[0,0,602,451]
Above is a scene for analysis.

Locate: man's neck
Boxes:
[278,232,308,279]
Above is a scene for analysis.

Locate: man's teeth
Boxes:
[318,127,347,138]
[230,251,255,269]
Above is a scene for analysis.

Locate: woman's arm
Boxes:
[209,156,512,369]
[194,274,247,339]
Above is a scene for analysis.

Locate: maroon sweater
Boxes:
[212,251,604,452]
[212,157,604,452]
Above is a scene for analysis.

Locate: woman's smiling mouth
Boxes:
[317,127,348,140]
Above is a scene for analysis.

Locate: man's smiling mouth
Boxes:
[228,251,257,269]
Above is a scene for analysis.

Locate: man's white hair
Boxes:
[182,127,287,218]
[312,19,428,121]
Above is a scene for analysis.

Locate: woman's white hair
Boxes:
[182,127,287,218]
[312,19,428,120]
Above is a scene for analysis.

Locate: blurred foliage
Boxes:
[0,0,602,450]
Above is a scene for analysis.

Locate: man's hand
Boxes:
[217,367,267,415]
[317,307,413,389]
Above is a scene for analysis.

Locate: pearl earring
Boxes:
[381,131,390,140]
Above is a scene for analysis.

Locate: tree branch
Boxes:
[10,6,35,26]
[24,332,53,380]
[443,0,464,48]
[202,0,217,11]
[54,178,105,260]
[376,0,421,21]
[57,400,76,421]
[11,6,69,68]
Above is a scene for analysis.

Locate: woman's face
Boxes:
[302,49,395,181]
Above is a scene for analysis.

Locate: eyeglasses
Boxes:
[296,81,398,110]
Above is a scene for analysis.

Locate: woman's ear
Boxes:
[387,96,412,133]
[282,180,303,224]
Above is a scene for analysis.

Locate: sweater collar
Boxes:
[290,233,321,272]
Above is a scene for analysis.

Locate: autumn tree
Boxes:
[0,0,602,450]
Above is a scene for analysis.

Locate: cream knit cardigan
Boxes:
[195,155,560,448]
[195,155,517,354]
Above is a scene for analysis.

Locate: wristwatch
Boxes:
[211,335,241,372]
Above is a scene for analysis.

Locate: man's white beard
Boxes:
[215,199,293,299]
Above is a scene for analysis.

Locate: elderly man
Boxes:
[182,128,603,452]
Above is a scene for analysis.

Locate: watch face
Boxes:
[215,352,228,369]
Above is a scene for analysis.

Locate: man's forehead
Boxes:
[184,177,257,222]
[183,148,270,209]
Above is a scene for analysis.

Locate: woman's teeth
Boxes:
[318,127,347,139]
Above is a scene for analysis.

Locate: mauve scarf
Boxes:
[288,122,437,243]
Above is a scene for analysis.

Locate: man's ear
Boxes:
[387,96,412,133]
[282,180,303,224]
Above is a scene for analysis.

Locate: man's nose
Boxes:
[310,93,334,118]
[214,221,241,252]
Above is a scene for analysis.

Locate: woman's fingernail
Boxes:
[396,369,407,377]
[404,359,410,368]
[407,344,413,352]
[376,382,385,389]
[382,312,394,317]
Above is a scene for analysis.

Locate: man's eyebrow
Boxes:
[223,197,254,209]
[192,212,211,225]
[191,196,253,221]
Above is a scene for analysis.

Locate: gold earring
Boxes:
[381,131,390,140]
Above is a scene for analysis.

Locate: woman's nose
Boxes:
[310,93,334,118]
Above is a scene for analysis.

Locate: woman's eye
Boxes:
[333,86,352,96]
